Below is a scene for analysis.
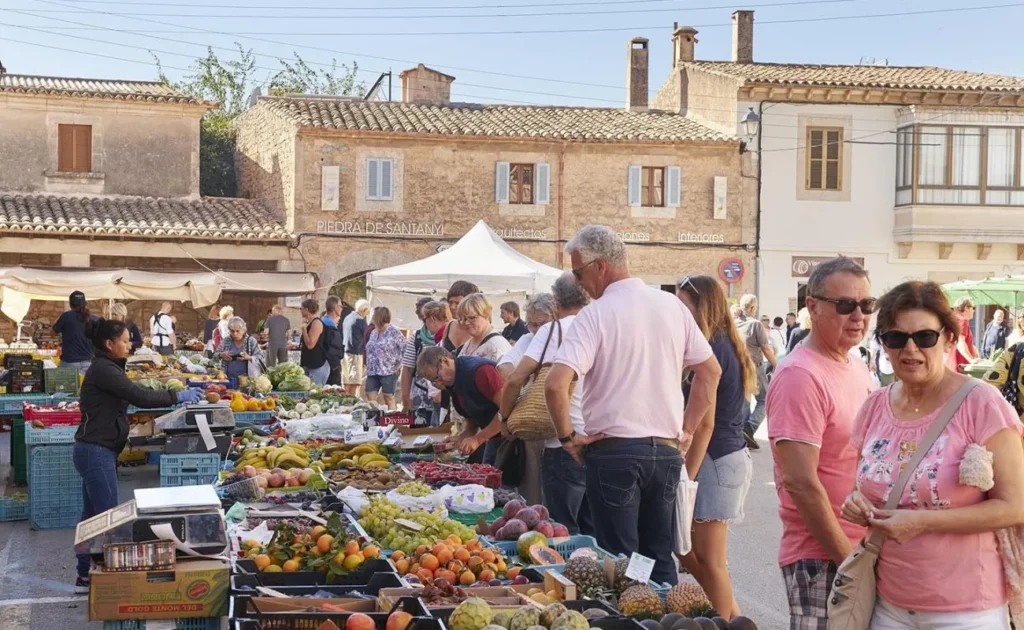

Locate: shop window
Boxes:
[805,127,842,191]
[58,124,92,173]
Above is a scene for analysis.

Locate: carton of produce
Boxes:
[88,558,229,621]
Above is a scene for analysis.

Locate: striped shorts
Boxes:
[781,559,838,630]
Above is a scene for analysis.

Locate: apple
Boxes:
[242,465,258,478]
[268,474,285,488]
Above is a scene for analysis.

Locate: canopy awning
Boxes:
[943,276,1024,308]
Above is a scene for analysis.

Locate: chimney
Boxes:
[732,10,754,64]
[627,37,649,112]
[399,64,455,106]
[672,23,698,65]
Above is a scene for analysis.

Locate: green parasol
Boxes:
[942,276,1024,309]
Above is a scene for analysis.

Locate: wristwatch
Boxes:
[558,430,577,444]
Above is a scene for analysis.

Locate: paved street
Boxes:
[0,426,789,630]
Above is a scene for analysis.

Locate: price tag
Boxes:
[382,434,402,448]
[413,435,431,447]
[624,552,655,583]
[394,518,424,531]
[145,621,177,630]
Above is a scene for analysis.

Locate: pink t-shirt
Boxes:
[852,382,1023,612]
[553,278,713,440]
[766,343,874,567]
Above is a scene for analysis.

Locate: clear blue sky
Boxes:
[1,0,1023,107]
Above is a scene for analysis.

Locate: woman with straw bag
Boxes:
[500,272,593,534]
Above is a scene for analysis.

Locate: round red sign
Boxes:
[719,258,744,284]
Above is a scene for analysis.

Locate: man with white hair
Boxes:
[735,293,776,449]
[149,301,176,356]
[545,225,722,585]
[343,299,370,395]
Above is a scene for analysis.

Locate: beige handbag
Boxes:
[828,379,979,629]
[506,321,574,440]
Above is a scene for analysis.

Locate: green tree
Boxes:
[153,46,362,197]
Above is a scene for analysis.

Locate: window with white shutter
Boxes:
[366,158,394,201]
[535,162,550,205]
[495,161,510,203]
[627,164,642,207]
[666,166,681,208]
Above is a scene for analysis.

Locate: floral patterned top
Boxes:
[365,325,406,376]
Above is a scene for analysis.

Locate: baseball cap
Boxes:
[69,291,86,307]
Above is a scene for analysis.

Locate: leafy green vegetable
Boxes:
[266,362,305,387]
[165,379,186,393]
[137,378,165,391]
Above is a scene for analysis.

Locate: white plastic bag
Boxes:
[337,485,370,514]
[440,484,495,514]
[673,478,699,555]
[385,487,447,513]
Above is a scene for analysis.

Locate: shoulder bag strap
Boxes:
[532,323,556,378]
[865,378,979,550]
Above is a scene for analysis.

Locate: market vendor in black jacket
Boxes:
[73,318,202,593]
[416,345,505,459]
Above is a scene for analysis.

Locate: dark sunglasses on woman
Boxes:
[878,329,942,349]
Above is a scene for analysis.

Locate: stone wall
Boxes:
[234,104,298,231]
[90,256,278,272]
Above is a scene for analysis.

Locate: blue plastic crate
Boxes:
[234,410,275,425]
[272,390,307,400]
[24,424,78,445]
[28,443,82,530]
[0,496,29,522]
[103,619,220,630]
[146,452,162,465]
[0,393,54,416]
[160,453,221,487]
[490,535,613,565]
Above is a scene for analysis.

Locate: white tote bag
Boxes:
[673,478,699,555]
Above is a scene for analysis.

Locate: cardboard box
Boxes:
[89,558,229,621]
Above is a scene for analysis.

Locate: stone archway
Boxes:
[317,247,418,298]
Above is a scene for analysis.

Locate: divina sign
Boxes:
[315,221,444,236]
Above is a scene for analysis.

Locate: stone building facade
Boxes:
[235,43,758,299]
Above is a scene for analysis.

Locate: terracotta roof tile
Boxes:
[0,74,209,105]
[682,62,1024,93]
[261,98,732,142]
[0,193,289,240]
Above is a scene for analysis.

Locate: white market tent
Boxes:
[367,220,564,329]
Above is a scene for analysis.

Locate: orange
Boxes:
[395,558,410,575]
[431,543,449,557]
[466,539,482,552]
[391,550,406,562]
[254,554,272,570]
[435,568,457,584]
[454,548,471,563]
[410,563,421,575]
[317,534,334,555]
[480,549,496,564]
[264,564,283,572]
[467,557,483,572]
[344,540,360,555]
[282,559,300,572]
[420,554,440,571]
[507,567,521,580]
[310,525,328,540]
[343,553,365,571]
[415,545,429,556]
[436,548,454,565]
[333,552,346,567]
[459,570,475,585]
[448,560,465,574]
[362,545,380,559]
[496,559,507,573]
[479,569,495,582]
[417,568,434,582]
[447,535,463,546]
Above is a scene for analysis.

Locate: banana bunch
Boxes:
[320,443,391,470]
[234,442,310,470]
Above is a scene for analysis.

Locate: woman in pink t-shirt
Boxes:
[841,281,1024,628]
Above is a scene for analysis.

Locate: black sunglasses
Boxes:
[878,329,942,350]
[811,296,877,315]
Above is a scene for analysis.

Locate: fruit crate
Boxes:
[449,507,504,527]
[23,404,81,426]
[160,453,221,487]
[245,598,432,630]
[103,619,220,630]
[0,393,55,416]
[490,535,613,565]
[44,366,81,395]
[11,418,26,485]
[28,443,83,529]
[234,410,276,425]
[588,618,646,630]
[25,424,78,445]
[0,495,29,522]
[230,573,405,621]
[234,557,395,587]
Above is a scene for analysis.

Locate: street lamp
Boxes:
[741,106,760,141]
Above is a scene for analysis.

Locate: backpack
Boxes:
[320,318,345,364]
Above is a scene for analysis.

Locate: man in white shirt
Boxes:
[149,301,176,356]
[544,226,722,585]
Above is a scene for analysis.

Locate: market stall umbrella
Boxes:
[942,276,1024,309]
[366,220,564,328]
[0,267,221,307]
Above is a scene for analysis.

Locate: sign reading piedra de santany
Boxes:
[316,221,445,236]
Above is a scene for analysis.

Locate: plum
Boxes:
[503,500,525,519]
[529,505,550,521]
[500,518,527,540]
[517,507,540,529]
[534,520,555,538]
[551,523,570,537]
[489,516,508,537]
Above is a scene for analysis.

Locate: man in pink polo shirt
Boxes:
[545,225,722,585]
[766,256,875,630]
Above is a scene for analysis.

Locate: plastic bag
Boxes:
[385,487,446,513]
[440,484,495,514]
[337,486,370,514]
[673,478,699,555]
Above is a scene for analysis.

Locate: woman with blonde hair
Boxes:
[109,303,142,353]
[212,305,234,352]
[786,306,812,354]
[364,306,406,409]
[457,293,511,362]
[676,275,756,621]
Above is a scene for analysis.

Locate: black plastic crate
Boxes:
[235,558,395,586]
[589,618,646,630]
[238,597,436,630]
[562,599,622,616]
[4,355,39,370]
[232,618,441,630]
[231,572,404,615]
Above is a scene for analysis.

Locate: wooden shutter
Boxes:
[380,159,394,200]
[627,164,642,207]
[666,165,681,207]
[366,158,379,200]
[534,162,550,205]
[495,161,510,203]
[58,124,75,172]
[825,129,841,190]
[807,129,824,189]
[74,125,92,172]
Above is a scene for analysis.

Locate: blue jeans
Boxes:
[584,439,682,585]
[542,447,593,536]
[482,436,503,467]
[63,360,91,376]
[744,364,769,434]
[304,362,330,386]
[73,441,119,577]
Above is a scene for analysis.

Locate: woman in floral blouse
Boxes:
[364,307,407,410]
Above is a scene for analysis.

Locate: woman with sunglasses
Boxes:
[840,281,1024,629]
[676,275,755,620]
